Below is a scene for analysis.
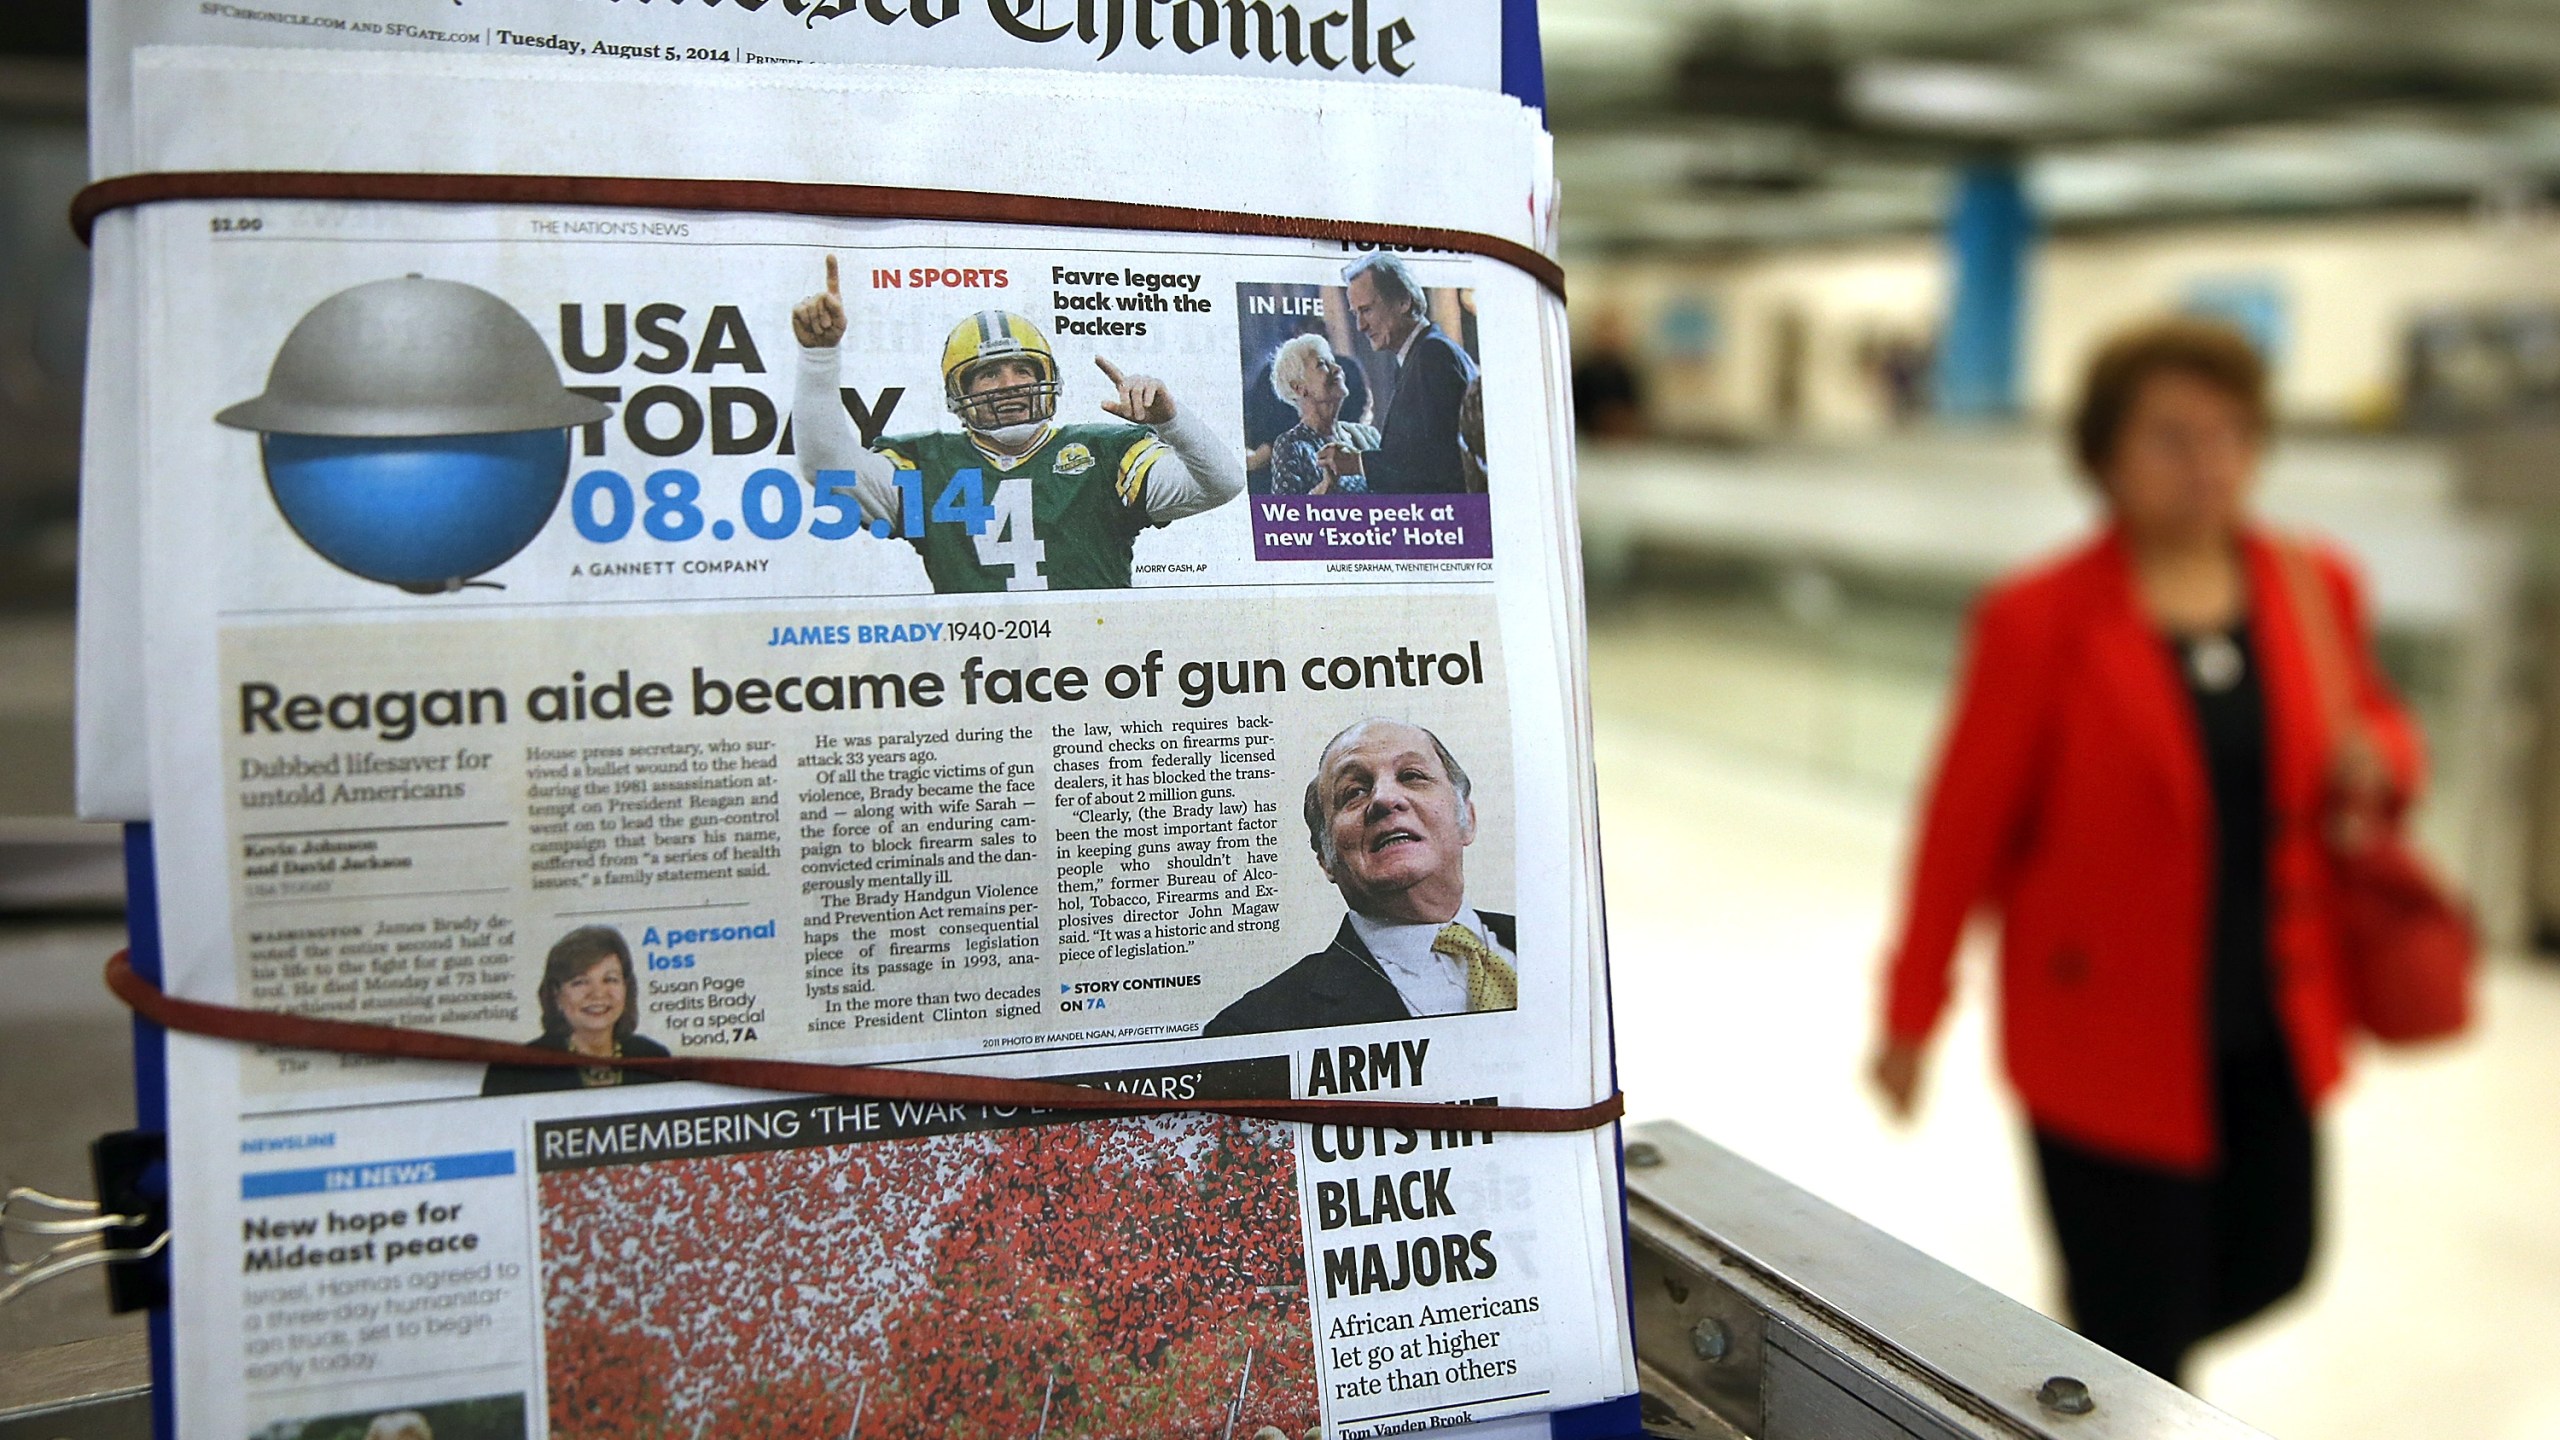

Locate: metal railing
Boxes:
[1624,1120,2271,1440]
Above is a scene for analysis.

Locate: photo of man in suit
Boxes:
[1204,718,1516,1038]
[1316,254,1481,495]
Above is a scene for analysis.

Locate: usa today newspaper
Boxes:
[121,50,1628,1440]
[77,0,1523,818]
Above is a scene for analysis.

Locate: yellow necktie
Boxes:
[1432,923,1518,1013]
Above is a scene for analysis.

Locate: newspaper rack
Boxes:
[71,3,1656,1438]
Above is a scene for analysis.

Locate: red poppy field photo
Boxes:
[536,1112,1315,1439]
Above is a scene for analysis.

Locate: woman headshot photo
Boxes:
[1869,317,2424,1385]
[1260,333,1378,496]
[482,925,672,1096]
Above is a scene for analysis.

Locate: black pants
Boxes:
[2031,1046,2316,1386]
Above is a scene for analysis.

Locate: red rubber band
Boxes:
[106,953,1621,1134]
[70,170,1565,300]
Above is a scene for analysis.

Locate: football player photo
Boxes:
[789,256,1243,592]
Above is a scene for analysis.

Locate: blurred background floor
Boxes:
[1596,598,2560,1440]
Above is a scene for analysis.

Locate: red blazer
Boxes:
[1880,526,2421,1173]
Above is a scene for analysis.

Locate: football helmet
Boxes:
[942,310,1060,435]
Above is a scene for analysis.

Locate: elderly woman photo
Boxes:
[482,924,672,1096]
[1260,333,1377,496]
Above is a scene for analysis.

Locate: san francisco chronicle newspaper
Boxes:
[120,56,1629,1440]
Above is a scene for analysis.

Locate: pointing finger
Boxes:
[1094,355,1127,386]
[825,254,841,299]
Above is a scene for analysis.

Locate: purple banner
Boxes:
[1248,493,1493,562]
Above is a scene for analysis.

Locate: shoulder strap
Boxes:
[2283,530,2396,809]
[2271,533,2374,766]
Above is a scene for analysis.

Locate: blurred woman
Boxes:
[1262,334,1377,496]
[1869,318,2420,1384]
[483,925,671,1095]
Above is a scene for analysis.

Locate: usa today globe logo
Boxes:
[217,276,611,593]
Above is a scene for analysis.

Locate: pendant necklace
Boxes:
[2189,631,2245,693]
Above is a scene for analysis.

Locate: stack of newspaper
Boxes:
[81,4,1633,1437]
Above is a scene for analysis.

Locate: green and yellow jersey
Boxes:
[871,422,1171,592]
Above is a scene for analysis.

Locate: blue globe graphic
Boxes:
[262,430,572,591]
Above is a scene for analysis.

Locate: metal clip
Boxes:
[0,1130,171,1311]
[0,1188,165,1305]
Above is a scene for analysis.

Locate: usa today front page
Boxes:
[122,58,1630,1440]
[78,0,1536,817]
